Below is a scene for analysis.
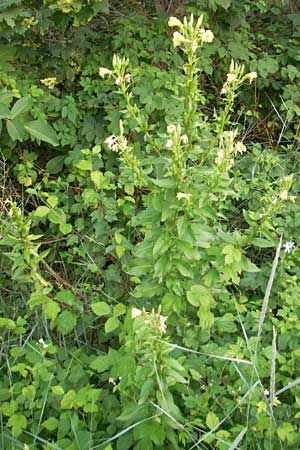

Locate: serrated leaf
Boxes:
[25,120,59,146]
[91,301,111,316]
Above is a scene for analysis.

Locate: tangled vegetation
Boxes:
[1,1,300,449]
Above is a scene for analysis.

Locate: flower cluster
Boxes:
[99,55,132,88]
[220,61,257,96]
[40,77,57,89]
[165,123,188,148]
[131,306,168,335]
[168,14,214,53]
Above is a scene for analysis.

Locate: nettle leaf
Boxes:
[91,301,111,316]
[25,120,59,146]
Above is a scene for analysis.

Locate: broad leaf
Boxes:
[25,119,59,146]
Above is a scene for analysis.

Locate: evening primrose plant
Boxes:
[92,14,297,449]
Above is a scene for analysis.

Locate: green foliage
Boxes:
[1,2,300,449]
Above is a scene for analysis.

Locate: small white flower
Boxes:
[99,67,111,78]
[168,16,182,27]
[108,377,116,385]
[166,139,174,148]
[131,307,142,318]
[249,71,257,83]
[181,134,189,144]
[38,338,49,349]
[115,76,123,86]
[200,29,214,43]
[124,73,132,83]
[284,240,295,254]
[105,135,119,152]
[158,315,167,334]
[264,389,270,396]
[235,141,247,154]
[176,192,191,201]
[220,86,228,95]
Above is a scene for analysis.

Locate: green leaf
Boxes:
[91,301,111,317]
[43,417,59,431]
[57,311,77,334]
[206,411,219,430]
[0,318,16,329]
[48,208,66,224]
[56,289,75,307]
[59,222,72,235]
[76,159,92,171]
[0,103,11,119]
[187,285,215,308]
[10,96,32,119]
[46,155,65,174]
[252,237,275,248]
[105,316,120,333]
[91,170,104,189]
[45,300,61,321]
[173,259,193,278]
[34,206,50,217]
[25,120,59,146]
[90,355,111,373]
[138,379,155,404]
[6,118,25,141]
[7,414,27,437]
[28,293,51,309]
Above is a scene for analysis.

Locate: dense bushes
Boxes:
[1,1,300,449]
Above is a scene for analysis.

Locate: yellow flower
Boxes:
[173,31,186,47]
[235,141,247,154]
[168,16,182,27]
[40,77,57,89]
